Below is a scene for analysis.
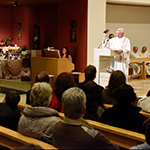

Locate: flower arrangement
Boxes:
[21,50,31,59]
[1,35,14,46]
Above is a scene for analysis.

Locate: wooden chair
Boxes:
[0,126,57,149]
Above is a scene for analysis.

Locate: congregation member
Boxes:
[52,87,119,149]
[0,90,21,131]
[102,28,131,78]
[49,72,76,112]
[102,70,126,105]
[26,71,49,105]
[130,118,150,149]
[77,64,104,91]
[18,82,61,144]
[129,46,142,75]
[62,47,72,62]
[82,81,105,121]
[100,84,147,134]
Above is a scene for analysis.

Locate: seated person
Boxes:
[102,70,126,105]
[139,46,150,75]
[62,47,72,62]
[130,118,150,149]
[129,46,142,75]
[52,87,119,149]
[77,65,104,91]
[26,71,50,105]
[82,81,105,121]
[0,90,21,131]
[18,82,61,144]
[49,72,76,112]
[100,84,147,134]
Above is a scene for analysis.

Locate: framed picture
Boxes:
[18,23,22,42]
[70,20,77,43]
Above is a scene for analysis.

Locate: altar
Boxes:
[94,48,120,87]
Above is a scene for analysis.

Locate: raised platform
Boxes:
[0,79,31,92]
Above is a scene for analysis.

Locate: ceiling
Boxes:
[0,0,66,7]
[0,0,150,7]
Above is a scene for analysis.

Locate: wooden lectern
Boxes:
[94,48,120,85]
[31,57,75,87]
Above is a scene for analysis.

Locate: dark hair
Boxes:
[5,90,20,109]
[133,46,138,50]
[54,72,76,102]
[84,65,96,81]
[63,47,70,58]
[106,70,126,96]
[109,34,114,39]
[35,71,50,83]
[114,84,136,105]
[83,81,104,121]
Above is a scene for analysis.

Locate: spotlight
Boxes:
[14,1,17,6]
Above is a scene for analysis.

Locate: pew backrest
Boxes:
[86,119,146,149]
[0,126,57,149]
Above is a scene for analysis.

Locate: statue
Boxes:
[33,24,40,50]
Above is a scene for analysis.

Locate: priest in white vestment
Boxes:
[139,46,150,75]
[129,46,141,75]
[102,28,131,77]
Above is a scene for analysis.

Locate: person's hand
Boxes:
[104,32,108,38]
[117,49,123,53]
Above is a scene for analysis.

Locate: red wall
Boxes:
[0,8,11,41]
[10,7,29,48]
[57,0,87,72]
[40,4,58,55]
[1,0,87,72]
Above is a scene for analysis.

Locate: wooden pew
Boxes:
[17,102,146,149]
[0,126,57,149]
[86,119,145,149]
[104,103,150,118]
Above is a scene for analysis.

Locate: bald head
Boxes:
[35,71,50,83]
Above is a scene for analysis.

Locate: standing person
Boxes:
[102,28,131,77]
[62,47,72,62]
[52,87,119,149]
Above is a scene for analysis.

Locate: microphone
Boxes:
[98,39,109,49]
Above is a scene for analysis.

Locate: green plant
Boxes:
[1,35,14,46]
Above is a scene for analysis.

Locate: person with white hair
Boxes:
[102,28,131,78]
[18,82,61,144]
[52,87,119,149]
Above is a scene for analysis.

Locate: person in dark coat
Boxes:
[77,65,104,91]
[0,90,21,131]
[26,71,49,105]
[100,84,147,134]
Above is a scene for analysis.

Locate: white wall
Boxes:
[87,0,106,65]
[106,4,150,52]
